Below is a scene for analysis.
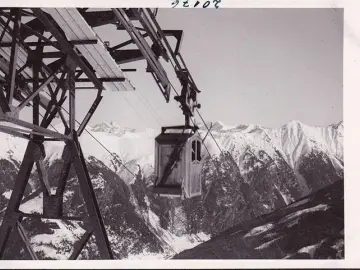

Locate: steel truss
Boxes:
[0,7,200,260]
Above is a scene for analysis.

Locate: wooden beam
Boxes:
[31,8,104,91]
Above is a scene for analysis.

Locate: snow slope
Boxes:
[174,179,344,259]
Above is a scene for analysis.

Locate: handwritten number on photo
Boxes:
[203,1,210,8]
[213,0,221,9]
[172,0,221,8]
[172,0,179,8]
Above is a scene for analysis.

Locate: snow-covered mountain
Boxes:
[43,119,343,185]
[0,119,343,259]
[0,119,344,177]
[197,119,343,169]
[174,179,344,259]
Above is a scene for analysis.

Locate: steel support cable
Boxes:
[46,79,269,257]
[134,90,162,127]
[86,40,282,259]
[31,105,136,186]
[167,58,283,256]
[0,11,137,179]
[120,71,161,127]
[29,9,279,257]
[156,84,268,259]
[118,91,152,127]
[96,21,279,256]
[135,90,163,126]
[167,77,221,159]
[193,116,285,258]
[25,108,129,260]
[193,111,284,258]
[195,108,223,153]
[166,78,219,155]
[40,90,135,177]
[59,105,136,177]
[164,85,278,259]
[60,88,282,259]
[99,15,282,259]
[189,117,211,157]
[127,72,210,256]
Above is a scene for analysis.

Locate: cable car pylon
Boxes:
[0,7,203,259]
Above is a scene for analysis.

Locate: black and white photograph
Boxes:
[0,1,355,267]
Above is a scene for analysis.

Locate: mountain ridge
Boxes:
[0,119,343,259]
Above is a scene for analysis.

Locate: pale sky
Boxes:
[21,8,343,130]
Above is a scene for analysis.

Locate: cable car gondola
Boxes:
[151,43,202,199]
[153,124,202,199]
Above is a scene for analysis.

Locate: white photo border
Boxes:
[0,0,357,268]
